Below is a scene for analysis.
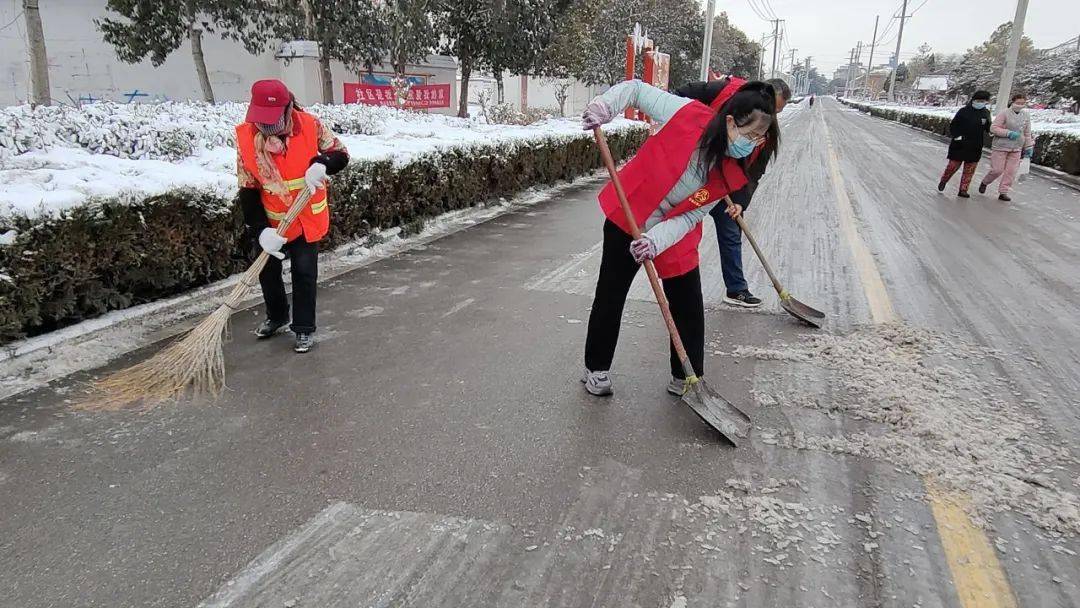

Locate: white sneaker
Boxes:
[667,377,688,396]
[581,368,613,396]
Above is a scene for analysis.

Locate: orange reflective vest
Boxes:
[235,110,329,243]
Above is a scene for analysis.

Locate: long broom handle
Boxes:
[723,195,786,297]
[226,185,316,307]
[593,128,697,381]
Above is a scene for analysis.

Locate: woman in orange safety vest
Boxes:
[235,79,349,353]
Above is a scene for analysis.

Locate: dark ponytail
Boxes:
[699,81,780,176]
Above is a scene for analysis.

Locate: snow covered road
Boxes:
[2,98,1079,608]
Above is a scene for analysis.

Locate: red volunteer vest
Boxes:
[709,76,747,111]
[235,110,329,243]
[599,101,748,278]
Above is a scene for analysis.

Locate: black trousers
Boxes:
[259,235,319,333]
[584,220,706,379]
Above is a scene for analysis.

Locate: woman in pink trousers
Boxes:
[978,93,1034,202]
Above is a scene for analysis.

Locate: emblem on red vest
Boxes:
[690,188,710,206]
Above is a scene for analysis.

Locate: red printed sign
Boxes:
[343,83,451,109]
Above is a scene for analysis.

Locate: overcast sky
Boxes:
[715,0,1079,77]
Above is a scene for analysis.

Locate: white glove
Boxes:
[582,98,615,131]
[258,227,287,260]
[629,235,658,263]
[304,162,327,191]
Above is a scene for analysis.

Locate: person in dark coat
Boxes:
[673,76,790,308]
[938,90,992,198]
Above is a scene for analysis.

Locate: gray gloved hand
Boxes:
[629,235,657,263]
[582,98,615,131]
[259,227,287,260]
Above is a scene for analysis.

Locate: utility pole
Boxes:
[757,34,767,80]
[699,0,716,80]
[887,0,909,102]
[788,48,797,75]
[844,47,854,97]
[804,56,811,94]
[994,0,1030,112]
[22,0,52,107]
[853,41,863,95]
[865,15,880,100]
[770,19,783,79]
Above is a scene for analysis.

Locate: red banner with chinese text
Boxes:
[343,83,451,109]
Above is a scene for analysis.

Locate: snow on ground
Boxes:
[841,99,1080,135]
[0,101,634,219]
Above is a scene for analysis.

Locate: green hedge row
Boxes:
[0,127,648,345]
[839,99,1080,176]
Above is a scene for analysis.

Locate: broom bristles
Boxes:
[83,306,230,411]
[84,188,314,411]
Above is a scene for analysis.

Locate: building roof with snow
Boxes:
[912,75,950,92]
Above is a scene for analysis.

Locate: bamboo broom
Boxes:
[85,186,316,411]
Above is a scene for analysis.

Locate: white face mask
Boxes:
[1011,103,1026,112]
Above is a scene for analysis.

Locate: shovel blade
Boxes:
[780,295,826,328]
[682,380,752,446]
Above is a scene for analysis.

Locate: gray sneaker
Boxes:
[667,377,688,396]
[581,368,613,396]
[294,332,315,353]
[255,319,287,339]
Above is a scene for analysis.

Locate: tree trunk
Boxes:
[22,0,51,107]
[189,22,215,103]
[495,72,504,103]
[319,51,334,104]
[458,54,471,118]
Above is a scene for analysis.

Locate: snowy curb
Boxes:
[0,174,605,401]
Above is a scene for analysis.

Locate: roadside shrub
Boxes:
[0,126,647,344]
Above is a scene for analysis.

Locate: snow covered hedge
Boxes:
[0,101,386,162]
[839,99,1080,175]
[0,126,647,344]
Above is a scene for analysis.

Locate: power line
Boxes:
[0,10,23,33]
[745,0,771,21]
[760,0,779,20]
[909,0,931,16]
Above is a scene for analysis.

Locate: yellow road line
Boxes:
[822,122,896,324]
[821,114,1017,608]
[930,491,1019,608]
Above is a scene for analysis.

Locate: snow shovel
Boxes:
[594,128,751,445]
[722,196,825,328]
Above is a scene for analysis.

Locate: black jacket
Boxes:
[674,78,733,107]
[674,78,765,211]
[947,104,992,162]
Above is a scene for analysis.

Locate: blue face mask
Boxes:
[727,135,756,159]
[972,101,987,110]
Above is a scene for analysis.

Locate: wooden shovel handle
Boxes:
[723,195,786,297]
[593,128,697,380]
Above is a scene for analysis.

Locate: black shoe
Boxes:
[978,183,987,194]
[294,332,315,353]
[957,190,970,198]
[255,319,287,339]
[937,180,946,192]
[998,194,1011,202]
[723,290,763,308]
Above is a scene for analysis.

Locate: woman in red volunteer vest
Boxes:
[236,79,349,353]
[579,79,779,397]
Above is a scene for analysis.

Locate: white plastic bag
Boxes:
[1017,158,1031,182]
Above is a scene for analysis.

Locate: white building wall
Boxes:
[465,72,605,118]
[0,0,458,115]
